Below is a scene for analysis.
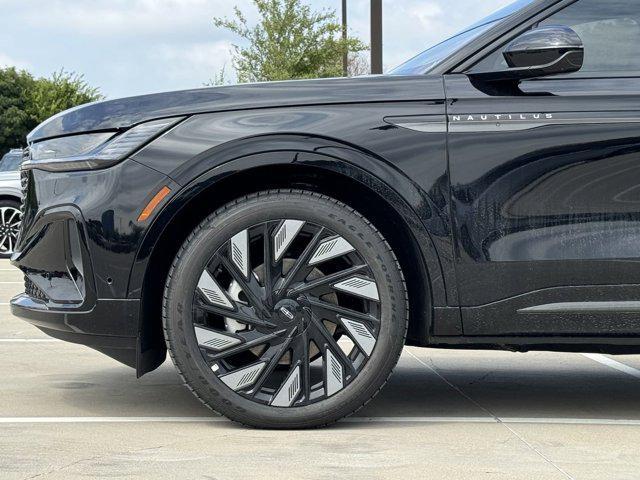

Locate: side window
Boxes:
[471,0,640,76]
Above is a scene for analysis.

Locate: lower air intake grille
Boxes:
[24,277,48,302]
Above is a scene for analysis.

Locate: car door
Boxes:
[445,0,640,336]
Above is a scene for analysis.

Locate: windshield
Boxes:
[390,0,537,75]
[0,152,22,172]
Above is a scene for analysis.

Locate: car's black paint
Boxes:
[13,0,640,376]
[130,96,453,296]
[28,75,445,142]
[446,73,640,335]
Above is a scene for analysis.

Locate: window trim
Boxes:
[528,72,640,81]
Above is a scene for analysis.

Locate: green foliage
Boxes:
[205,64,232,87]
[0,68,36,156]
[0,67,103,155]
[214,0,367,83]
[29,69,103,123]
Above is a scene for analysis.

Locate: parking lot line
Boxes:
[1,416,640,426]
[581,353,640,380]
[0,339,59,343]
[0,417,225,424]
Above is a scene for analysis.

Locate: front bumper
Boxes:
[10,159,171,371]
[11,295,139,367]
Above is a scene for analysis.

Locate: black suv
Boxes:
[13,0,640,428]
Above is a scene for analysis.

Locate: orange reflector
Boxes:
[138,186,171,222]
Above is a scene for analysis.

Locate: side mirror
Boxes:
[470,25,584,83]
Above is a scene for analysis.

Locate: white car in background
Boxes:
[0,149,23,257]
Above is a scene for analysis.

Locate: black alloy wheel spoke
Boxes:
[249,334,296,397]
[289,329,312,401]
[195,298,277,329]
[207,329,287,361]
[217,254,271,319]
[288,264,368,296]
[275,226,327,297]
[261,222,283,305]
[304,296,380,327]
[307,312,357,378]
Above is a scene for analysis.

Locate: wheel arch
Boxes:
[131,150,448,376]
[0,194,22,204]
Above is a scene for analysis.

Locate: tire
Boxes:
[0,199,22,259]
[163,190,408,429]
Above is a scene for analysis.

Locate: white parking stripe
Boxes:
[502,417,640,426]
[0,417,225,424]
[581,353,640,380]
[0,339,60,343]
[344,417,494,424]
[0,416,640,425]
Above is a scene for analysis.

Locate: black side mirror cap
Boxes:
[469,25,584,83]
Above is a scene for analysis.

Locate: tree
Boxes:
[0,68,36,156]
[347,52,370,77]
[214,0,368,83]
[29,69,103,123]
[0,67,103,156]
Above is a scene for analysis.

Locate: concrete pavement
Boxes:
[1,259,640,479]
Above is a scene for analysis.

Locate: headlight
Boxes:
[25,117,185,172]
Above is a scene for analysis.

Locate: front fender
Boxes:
[127,145,450,307]
[0,184,22,200]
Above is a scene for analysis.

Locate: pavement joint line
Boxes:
[405,349,497,418]
[1,416,640,425]
[406,349,575,480]
[581,353,640,380]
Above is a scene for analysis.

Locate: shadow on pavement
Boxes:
[54,353,640,422]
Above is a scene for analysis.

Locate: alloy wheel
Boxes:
[190,219,382,408]
[0,206,22,255]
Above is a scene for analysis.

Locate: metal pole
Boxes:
[342,0,348,76]
[371,0,383,74]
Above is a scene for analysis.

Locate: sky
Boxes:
[1,0,513,99]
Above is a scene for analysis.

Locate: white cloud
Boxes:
[409,3,444,27]
[0,53,31,70]
[13,0,255,37]
[154,41,235,86]
[1,0,516,97]
[380,0,513,69]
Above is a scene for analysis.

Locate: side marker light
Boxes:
[138,186,171,222]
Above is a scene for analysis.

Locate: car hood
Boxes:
[28,75,444,142]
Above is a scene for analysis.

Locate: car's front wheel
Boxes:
[0,199,22,258]
[163,190,408,428]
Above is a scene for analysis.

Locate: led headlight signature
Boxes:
[24,117,185,172]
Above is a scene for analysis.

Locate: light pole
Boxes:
[342,0,383,76]
[342,0,348,76]
[371,0,383,74]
